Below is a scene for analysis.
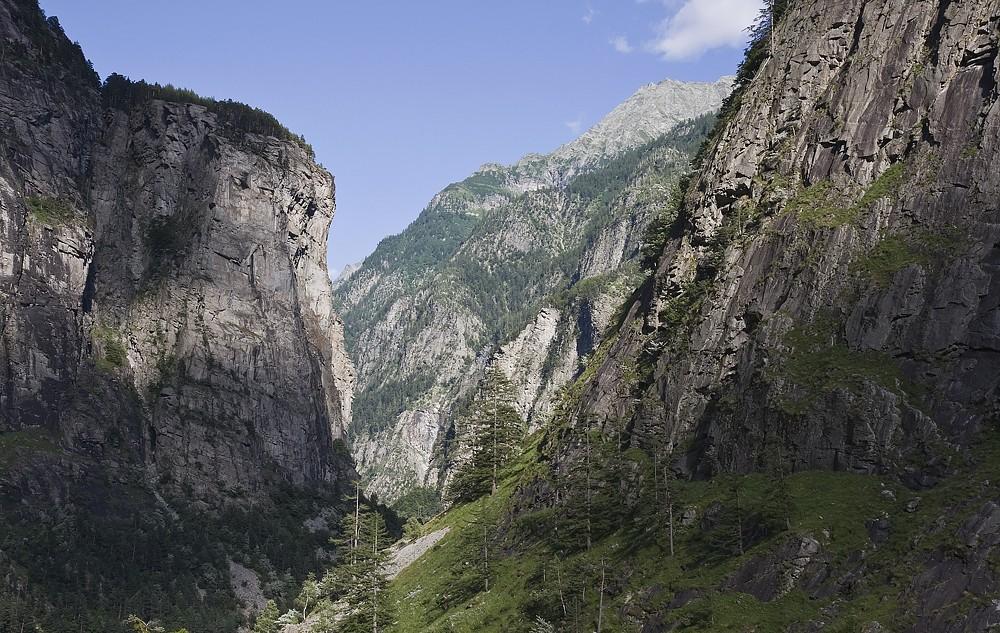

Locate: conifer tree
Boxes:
[324,502,395,632]
[450,366,525,502]
[295,573,321,621]
[252,600,280,633]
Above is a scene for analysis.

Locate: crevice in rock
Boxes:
[926,0,951,66]
[81,257,96,313]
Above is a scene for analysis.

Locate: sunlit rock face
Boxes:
[0,0,355,505]
[561,0,1000,480]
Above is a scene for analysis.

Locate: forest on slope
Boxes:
[275,0,1000,631]
[334,86,727,509]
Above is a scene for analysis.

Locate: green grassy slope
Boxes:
[388,430,1000,632]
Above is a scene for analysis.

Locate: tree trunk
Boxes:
[586,424,592,552]
[374,523,379,633]
[483,523,490,592]
[353,480,361,565]
[668,501,675,557]
[597,559,606,632]
[492,390,498,495]
[736,487,745,556]
[556,566,567,617]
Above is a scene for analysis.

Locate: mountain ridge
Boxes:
[334,76,730,504]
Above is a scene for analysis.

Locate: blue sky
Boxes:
[39,0,760,275]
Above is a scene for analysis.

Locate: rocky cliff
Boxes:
[334,78,731,505]
[0,1,354,629]
[528,0,1000,629]
[569,0,999,482]
[383,2,1000,632]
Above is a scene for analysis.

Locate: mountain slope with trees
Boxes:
[351,0,1000,631]
[333,81,731,506]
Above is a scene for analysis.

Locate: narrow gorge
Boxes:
[2,0,999,631]
[333,77,733,507]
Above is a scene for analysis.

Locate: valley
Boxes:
[1,0,999,631]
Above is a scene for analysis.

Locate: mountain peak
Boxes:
[550,75,734,166]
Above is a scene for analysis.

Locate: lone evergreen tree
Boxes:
[252,600,280,633]
[450,366,525,502]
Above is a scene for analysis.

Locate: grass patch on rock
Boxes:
[786,181,856,228]
[770,317,910,415]
[93,325,127,371]
[855,162,907,211]
[0,428,59,470]
[855,227,965,287]
[786,163,910,230]
[25,195,77,226]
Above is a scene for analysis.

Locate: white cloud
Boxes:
[647,0,762,60]
[565,117,584,135]
[610,35,634,54]
[582,5,597,24]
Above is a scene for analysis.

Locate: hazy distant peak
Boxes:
[431,76,733,216]
[550,75,734,165]
[332,262,362,288]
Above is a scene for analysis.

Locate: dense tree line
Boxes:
[0,480,339,633]
[251,486,395,633]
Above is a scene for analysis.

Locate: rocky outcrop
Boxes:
[562,0,1000,481]
[384,527,450,580]
[494,308,564,422]
[336,81,731,503]
[0,0,354,627]
[0,0,353,503]
[724,535,821,602]
[902,501,1000,632]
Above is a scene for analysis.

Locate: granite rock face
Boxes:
[563,0,1000,481]
[0,0,353,506]
[503,4,1000,630]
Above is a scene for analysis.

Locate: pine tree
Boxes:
[450,366,525,502]
[126,615,188,633]
[326,502,395,632]
[705,482,747,558]
[529,616,557,633]
[252,600,280,633]
[126,616,164,633]
[294,573,321,621]
[762,430,794,534]
[549,416,624,553]
[402,516,423,543]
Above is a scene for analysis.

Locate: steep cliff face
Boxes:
[386,3,1000,631]
[568,0,999,480]
[0,1,354,629]
[335,79,731,503]
[528,0,1000,628]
